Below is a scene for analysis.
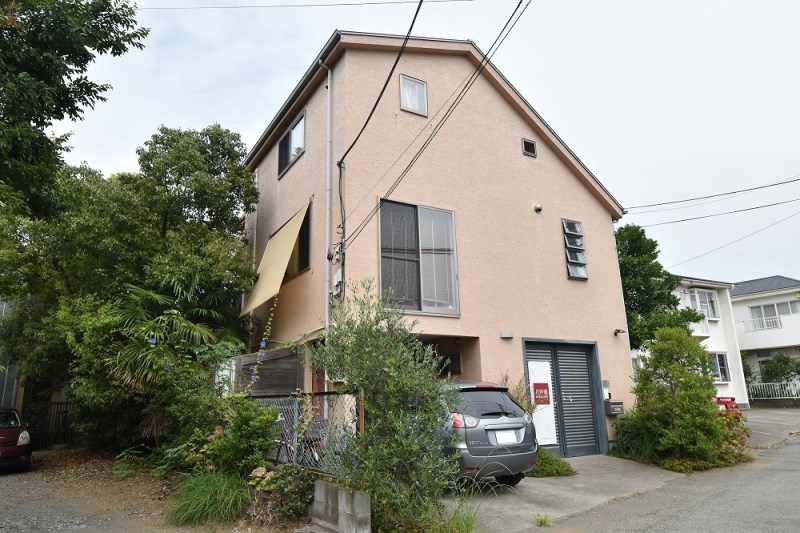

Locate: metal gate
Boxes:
[525,343,600,457]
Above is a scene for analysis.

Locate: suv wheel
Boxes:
[495,473,524,486]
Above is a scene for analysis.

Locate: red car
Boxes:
[0,407,33,471]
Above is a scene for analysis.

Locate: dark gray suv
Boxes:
[444,381,538,486]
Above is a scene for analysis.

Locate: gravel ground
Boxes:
[0,449,300,533]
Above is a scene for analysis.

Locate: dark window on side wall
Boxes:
[286,208,310,277]
[522,139,537,157]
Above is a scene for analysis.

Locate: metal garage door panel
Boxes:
[557,347,598,456]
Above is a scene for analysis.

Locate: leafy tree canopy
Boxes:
[759,353,800,383]
[615,224,703,349]
[0,0,148,217]
[0,124,258,449]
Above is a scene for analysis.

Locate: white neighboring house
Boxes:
[730,275,800,381]
[675,276,750,409]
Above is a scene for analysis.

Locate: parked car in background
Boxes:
[443,381,538,486]
[0,407,33,471]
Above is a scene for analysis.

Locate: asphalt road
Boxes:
[550,435,800,533]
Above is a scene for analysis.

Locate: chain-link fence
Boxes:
[253,392,358,474]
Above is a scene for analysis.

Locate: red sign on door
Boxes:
[533,382,551,405]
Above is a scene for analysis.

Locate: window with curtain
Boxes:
[400,75,428,116]
[380,200,458,314]
[710,353,730,382]
[278,114,305,175]
[689,289,719,319]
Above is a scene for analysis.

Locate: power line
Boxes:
[627,175,800,210]
[338,0,423,165]
[668,210,800,269]
[343,0,531,250]
[640,197,800,228]
[138,0,472,10]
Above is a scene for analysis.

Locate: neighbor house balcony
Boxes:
[736,313,800,351]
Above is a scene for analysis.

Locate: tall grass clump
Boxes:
[167,472,250,525]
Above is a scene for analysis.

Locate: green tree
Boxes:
[615,224,703,350]
[1,0,148,217]
[307,281,459,532]
[0,124,258,449]
[612,328,751,471]
[760,353,800,383]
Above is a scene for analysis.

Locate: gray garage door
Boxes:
[526,343,599,457]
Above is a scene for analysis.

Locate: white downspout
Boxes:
[320,60,332,333]
[320,60,332,393]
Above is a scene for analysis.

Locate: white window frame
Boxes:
[710,353,730,383]
[689,289,719,319]
[562,219,588,280]
[379,199,459,316]
[278,114,305,177]
[400,74,428,116]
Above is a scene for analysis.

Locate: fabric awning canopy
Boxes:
[240,202,309,316]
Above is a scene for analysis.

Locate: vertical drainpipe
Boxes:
[320,59,332,393]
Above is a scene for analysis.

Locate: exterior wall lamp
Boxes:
[614,329,626,336]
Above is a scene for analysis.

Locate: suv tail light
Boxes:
[451,413,478,429]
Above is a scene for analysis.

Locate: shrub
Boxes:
[248,464,317,522]
[167,472,250,525]
[760,353,800,383]
[528,448,576,478]
[612,327,751,471]
[307,281,460,532]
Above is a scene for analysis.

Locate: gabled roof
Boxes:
[246,30,625,220]
[730,276,800,297]
[678,275,733,290]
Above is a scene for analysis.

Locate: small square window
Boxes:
[566,249,586,263]
[562,220,583,235]
[522,139,537,158]
[564,235,584,248]
[400,75,427,116]
[278,115,305,176]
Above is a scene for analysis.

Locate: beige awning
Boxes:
[240,202,309,316]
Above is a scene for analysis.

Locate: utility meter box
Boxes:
[604,399,624,416]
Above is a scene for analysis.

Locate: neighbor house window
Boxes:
[286,208,310,277]
[278,114,305,175]
[710,353,730,382]
[380,200,458,314]
[689,289,719,319]
[400,75,427,116]
[562,219,587,279]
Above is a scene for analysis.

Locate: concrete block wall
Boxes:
[310,480,370,533]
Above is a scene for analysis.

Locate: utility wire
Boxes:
[338,0,423,165]
[640,197,800,228]
[343,0,531,249]
[138,0,470,10]
[668,210,800,269]
[627,175,800,210]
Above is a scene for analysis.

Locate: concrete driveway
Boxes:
[470,406,800,532]
[744,407,800,448]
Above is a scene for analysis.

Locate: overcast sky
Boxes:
[51,0,800,285]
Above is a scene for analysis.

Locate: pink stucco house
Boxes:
[240,31,633,456]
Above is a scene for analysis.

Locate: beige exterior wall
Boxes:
[246,36,634,413]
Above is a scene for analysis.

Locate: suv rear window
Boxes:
[455,390,526,418]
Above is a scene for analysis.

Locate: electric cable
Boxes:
[640,197,800,228]
[667,210,800,269]
[138,0,472,11]
[343,0,531,250]
[627,175,800,210]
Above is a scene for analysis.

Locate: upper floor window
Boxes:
[562,219,587,280]
[380,200,458,315]
[400,75,427,116]
[709,353,730,382]
[278,114,305,176]
[689,289,719,319]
